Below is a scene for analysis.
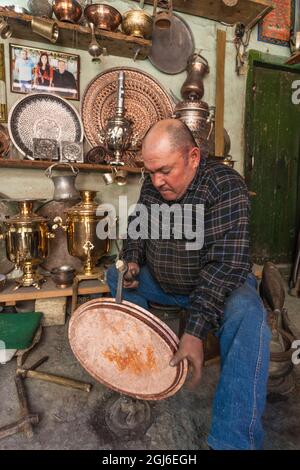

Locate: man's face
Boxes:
[143,142,200,201]
[21,50,27,60]
[58,61,66,73]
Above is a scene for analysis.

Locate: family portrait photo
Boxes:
[10,44,80,100]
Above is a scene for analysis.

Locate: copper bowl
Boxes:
[84,3,122,31]
[53,0,82,24]
[51,265,76,288]
[122,10,153,39]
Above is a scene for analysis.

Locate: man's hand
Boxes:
[123,262,140,289]
[170,333,204,390]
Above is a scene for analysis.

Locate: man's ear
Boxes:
[190,146,201,168]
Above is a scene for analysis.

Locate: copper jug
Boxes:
[181,53,210,101]
[153,0,173,30]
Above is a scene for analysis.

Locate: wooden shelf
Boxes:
[0,277,109,303]
[133,0,272,28]
[0,158,143,174]
[0,9,151,60]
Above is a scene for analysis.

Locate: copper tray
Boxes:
[81,67,174,167]
[149,14,195,75]
[69,298,188,400]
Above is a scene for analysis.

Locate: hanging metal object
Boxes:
[87,22,102,62]
[153,0,173,30]
[222,0,239,6]
[31,17,59,44]
[180,53,210,101]
[234,23,252,76]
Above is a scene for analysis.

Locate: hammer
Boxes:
[16,356,92,393]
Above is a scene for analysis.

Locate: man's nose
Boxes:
[151,173,165,188]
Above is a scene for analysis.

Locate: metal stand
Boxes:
[71,270,106,315]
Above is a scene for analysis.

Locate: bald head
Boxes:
[143,119,197,159]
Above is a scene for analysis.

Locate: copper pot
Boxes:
[84,3,122,31]
[53,0,82,23]
[181,53,210,101]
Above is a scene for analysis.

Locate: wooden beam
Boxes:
[215,29,226,158]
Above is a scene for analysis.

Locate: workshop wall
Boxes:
[0,0,290,204]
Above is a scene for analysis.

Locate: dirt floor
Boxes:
[0,285,300,450]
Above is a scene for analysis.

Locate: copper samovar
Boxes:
[0,200,55,289]
[54,190,110,276]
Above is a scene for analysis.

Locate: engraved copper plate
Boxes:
[8,93,83,158]
[69,298,188,400]
[81,67,174,167]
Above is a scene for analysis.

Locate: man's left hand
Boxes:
[169,333,204,390]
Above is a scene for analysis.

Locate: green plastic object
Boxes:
[0,312,42,350]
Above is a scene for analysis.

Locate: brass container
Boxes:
[84,4,122,31]
[53,0,82,23]
[31,17,59,44]
[122,10,153,39]
[63,190,110,276]
[0,200,55,289]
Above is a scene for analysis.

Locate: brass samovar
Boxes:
[54,190,110,276]
[0,200,55,289]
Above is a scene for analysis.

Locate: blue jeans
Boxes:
[107,265,271,450]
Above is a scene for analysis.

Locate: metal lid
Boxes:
[69,298,188,400]
[174,99,209,113]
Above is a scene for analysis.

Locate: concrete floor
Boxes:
[0,286,300,450]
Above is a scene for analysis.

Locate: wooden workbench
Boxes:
[0,277,110,306]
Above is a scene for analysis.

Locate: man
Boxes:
[14,49,34,93]
[107,119,271,450]
[53,60,77,98]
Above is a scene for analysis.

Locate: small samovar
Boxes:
[99,71,133,166]
[0,200,55,289]
[54,190,110,276]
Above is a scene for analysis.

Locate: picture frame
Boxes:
[0,43,8,123]
[9,44,80,100]
[258,0,294,47]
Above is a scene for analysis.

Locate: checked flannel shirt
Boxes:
[121,157,251,340]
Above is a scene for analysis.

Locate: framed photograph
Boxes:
[258,0,294,47]
[9,44,80,100]
[0,44,8,123]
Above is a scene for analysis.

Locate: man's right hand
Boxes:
[123,262,140,289]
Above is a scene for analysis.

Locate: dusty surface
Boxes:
[0,283,300,450]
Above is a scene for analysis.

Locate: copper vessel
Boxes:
[53,0,82,23]
[181,53,210,101]
[54,190,110,276]
[84,3,122,31]
[173,99,210,147]
[0,200,55,289]
[122,10,153,39]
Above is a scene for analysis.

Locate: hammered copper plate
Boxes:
[8,93,83,158]
[81,67,174,167]
[69,298,187,400]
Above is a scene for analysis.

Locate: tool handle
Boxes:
[14,376,34,439]
[21,369,92,393]
[0,414,39,441]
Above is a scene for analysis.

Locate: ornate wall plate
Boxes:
[33,138,59,161]
[81,67,174,167]
[60,141,84,163]
[8,93,83,158]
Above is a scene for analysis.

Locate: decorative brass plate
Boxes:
[81,67,174,167]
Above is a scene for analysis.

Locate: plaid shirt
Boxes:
[122,158,251,340]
